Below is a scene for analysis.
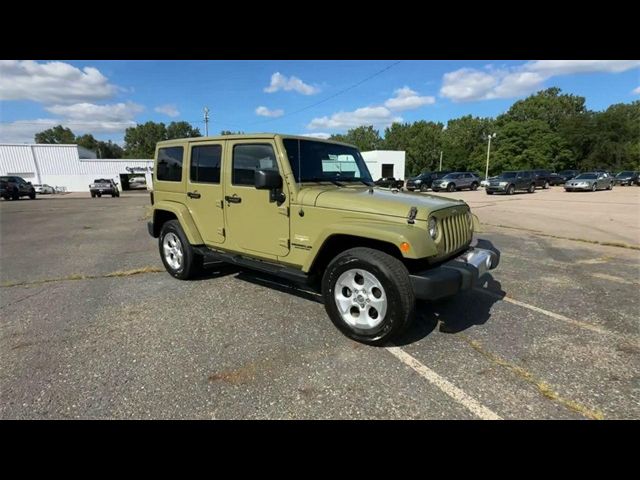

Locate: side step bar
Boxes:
[193,246,310,285]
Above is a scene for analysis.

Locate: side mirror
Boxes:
[255,169,282,190]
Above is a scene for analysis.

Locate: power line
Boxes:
[250,60,403,125]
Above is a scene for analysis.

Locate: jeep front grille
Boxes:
[440,212,472,255]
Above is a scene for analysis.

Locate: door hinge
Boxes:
[278,206,289,217]
[217,227,225,237]
[279,237,290,248]
[217,199,223,209]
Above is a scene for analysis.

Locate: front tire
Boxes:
[29,190,36,199]
[591,183,597,192]
[159,220,202,280]
[507,184,515,195]
[446,183,455,192]
[470,182,478,191]
[420,184,428,192]
[486,191,494,195]
[322,247,415,345]
[528,183,535,193]
[543,181,549,189]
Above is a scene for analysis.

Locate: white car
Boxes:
[33,184,55,194]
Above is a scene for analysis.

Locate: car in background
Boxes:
[531,169,553,189]
[480,176,497,188]
[485,171,536,195]
[33,184,55,194]
[548,173,565,186]
[374,177,404,189]
[614,171,639,186]
[556,170,580,184]
[1,176,36,200]
[564,172,614,192]
[90,179,120,198]
[432,172,480,192]
[405,171,452,192]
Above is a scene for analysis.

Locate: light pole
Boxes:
[439,150,443,171]
[204,107,210,136]
[485,133,496,181]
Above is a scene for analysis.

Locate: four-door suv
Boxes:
[90,179,120,198]
[614,171,639,186]
[147,134,499,345]
[431,172,480,192]
[531,169,552,189]
[0,176,36,200]
[405,171,452,192]
[485,171,536,195]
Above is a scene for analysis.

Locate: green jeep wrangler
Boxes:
[147,134,498,345]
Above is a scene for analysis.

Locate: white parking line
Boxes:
[386,346,503,420]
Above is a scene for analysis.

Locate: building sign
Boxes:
[126,166,153,173]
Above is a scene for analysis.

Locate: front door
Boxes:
[186,141,225,244]
[223,140,290,258]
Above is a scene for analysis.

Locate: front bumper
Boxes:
[614,179,632,185]
[485,185,508,193]
[564,184,591,191]
[409,247,499,301]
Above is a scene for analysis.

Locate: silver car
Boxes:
[565,172,614,192]
[432,172,480,192]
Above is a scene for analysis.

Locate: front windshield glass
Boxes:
[617,171,634,177]
[499,172,517,179]
[283,138,373,184]
[575,173,597,179]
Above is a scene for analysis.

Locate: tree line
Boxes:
[34,88,638,175]
[330,88,640,177]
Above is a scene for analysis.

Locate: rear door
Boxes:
[186,141,226,244]
[223,139,290,258]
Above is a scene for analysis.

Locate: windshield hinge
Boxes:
[407,206,418,224]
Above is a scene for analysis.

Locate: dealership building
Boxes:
[0,143,153,192]
[0,143,406,192]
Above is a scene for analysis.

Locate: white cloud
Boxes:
[440,60,640,102]
[46,102,144,122]
[0,60,118,104]
[308,106,401,130]
[0,118,137,143]
[255,105,284,117]
[298,132,331,139]
[384,86,435,111]
[632,86,640,95]
[155,104,180,117]
[264,72,319,95]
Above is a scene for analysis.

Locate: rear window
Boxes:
[157,147,184,182]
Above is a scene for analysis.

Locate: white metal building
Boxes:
[0,144,153,192]
[361,150,406,180]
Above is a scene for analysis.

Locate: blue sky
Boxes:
[1,60,639,145]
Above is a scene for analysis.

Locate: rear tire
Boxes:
[91,192,96,198]
[543,181,549,189]
[470,182,478,191]
[159,220,202,280]
[12,190,19,200]
[591,183,597,192]
[607,183,613,190]
[322,247,415,345]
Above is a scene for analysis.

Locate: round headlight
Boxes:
[428,217,438,239]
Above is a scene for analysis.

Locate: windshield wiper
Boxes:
[303,177,345,187]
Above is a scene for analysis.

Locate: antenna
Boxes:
[203,107,210,136]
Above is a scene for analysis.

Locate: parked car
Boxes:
[147,134,498,345]
[1,176,36,200]
[531,169,553,189]
[614,171,639,186]
[374,177,404,189]
[432,172,480,192]
[556,170,580,184]
[405,171,452,192]
[564,172,614,192]
[548,173,565,186]
[480,176,497,188]
[485,171,536,195]
[90,179,120,198]
[33,184,55,194]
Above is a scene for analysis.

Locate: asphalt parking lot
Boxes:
[1,187,639,419]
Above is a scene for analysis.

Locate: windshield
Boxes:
[499,172,517,179]
[575,173,597,180]
[283,138,373,184]
[617,171,634,177]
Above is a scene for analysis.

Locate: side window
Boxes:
[190,145,222,184]
[232,144,278,186]
[157,147,184,182]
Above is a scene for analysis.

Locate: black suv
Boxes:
[1,176,36,200]
[531,169,553,189]
[406,171,452,192]
[485,171,536,195]
[374,177,404,189]
[556,170,580,184]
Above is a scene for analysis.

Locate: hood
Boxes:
[297,185,466,221]
[568,178,595,184]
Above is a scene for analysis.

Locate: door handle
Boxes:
[187,191,201,199]
[224,195,242,204]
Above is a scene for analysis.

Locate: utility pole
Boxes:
[485,133,496,181]
[204,107,210,136]
[439,151,443,171]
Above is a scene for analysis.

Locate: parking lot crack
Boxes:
[0,266,165,288]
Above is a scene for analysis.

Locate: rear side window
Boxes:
[232,144,278,186]
[190,145,222,184]
[157,147,184,182]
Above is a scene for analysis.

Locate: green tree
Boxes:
[383,121,444,176]
[75,133,99,152]
[500,87,587,130]
[442,116,495,173]
[97,140,124,159]
[167,121,201,139]
[124,122,167,158]
[34,125,76,144]
[329,126,383,152]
